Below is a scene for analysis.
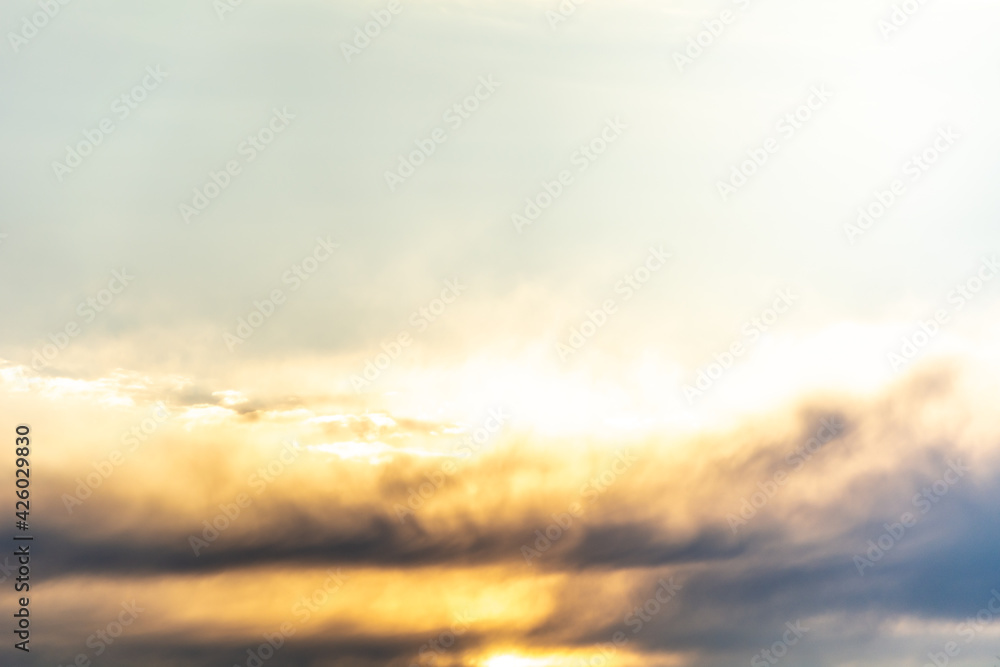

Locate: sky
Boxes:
[2,0,1000,666]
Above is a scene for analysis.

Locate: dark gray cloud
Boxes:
[33,375,1000,661]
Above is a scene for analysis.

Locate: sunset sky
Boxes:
[3,1,1000,666]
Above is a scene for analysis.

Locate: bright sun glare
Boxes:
[485,655,553,667]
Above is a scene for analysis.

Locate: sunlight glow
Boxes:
[484,654,562,667]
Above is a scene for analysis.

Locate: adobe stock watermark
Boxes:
[556,246,671,361]
[340,0,403,62]
[0,556,19,584]
[8,0,74,54]
[683,288,797,404]
[231,569,352,667]
[545,0,587,30]
[574,578,683,667]
[512,117,627,234]
[878,0,932,40]
[224,236,339,351]
[189,441,303,555]
[393,408,510,522]
[384,76,500,192]
[750,620,810,667]
[854,458,969,575]
[886,255,998,372]
[716,85,833,202]
[521,448,638,564]
[30,268,135,371]
[178,107,295,223]
[350,279,466,392]
[232,627,294,667]
[62,402,171,513]
[726,417,843,533]
[51,66,167,182]
[214,0,245,21]
[844,126,959,244]
[291,568,351,624]
[673,0,757,73]
[922,588,1000,667]
[55,601,145,667]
